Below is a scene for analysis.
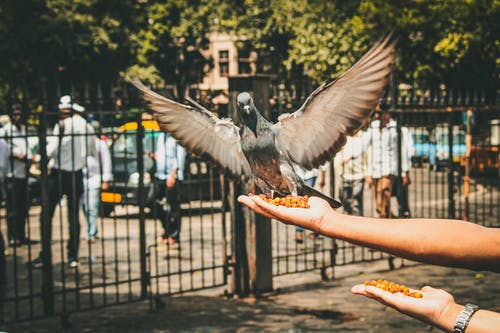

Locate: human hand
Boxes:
[12,153,26,160]
[237,195,333,233]
[166,175,176,188]
[365,176,373,188]
[101,181,109,191]
[351,284,458,331]
[402,174,411,186]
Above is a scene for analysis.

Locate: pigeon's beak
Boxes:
[243,105,251,115]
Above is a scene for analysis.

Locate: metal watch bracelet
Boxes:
[453,303,479,333]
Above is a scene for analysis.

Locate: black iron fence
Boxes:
[0,82,498,326]
[270,85,499,277]
[0,106,233,325]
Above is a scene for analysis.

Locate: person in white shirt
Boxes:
[80,116,113,243]
[294,164,326,243]
[154,132,186,245]
[0,104,33,245]
[364,107,412,218]
[334,127,369,216]
[32,96,97,269]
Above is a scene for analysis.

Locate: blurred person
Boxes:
[364,106,412,218]
[334,125,369,216]
[78,105,113,244]
[393,123,413,218]
[0,103,33,246]
[237,195,500,332]
[31,95,97,269]
[294,165,326,243]
[0,137,8,299]
[154,131,186,245]
[428,127,437,171]
[0,228,5,300]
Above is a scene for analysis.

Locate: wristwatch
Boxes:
[453,303,479,333]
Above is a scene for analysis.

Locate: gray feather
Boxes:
[276,32,397,169]
[130,79,252,178]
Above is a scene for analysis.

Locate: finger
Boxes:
[351,284,370,296]
[237,195,278,220]
[250,195,305,221]
[352,286,392,308]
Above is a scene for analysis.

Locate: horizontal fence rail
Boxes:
[0,107,232,325]
[1,82,499,326]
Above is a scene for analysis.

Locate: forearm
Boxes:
[437,304,500,333]
[466,309,500,333]
[320,211,500,272]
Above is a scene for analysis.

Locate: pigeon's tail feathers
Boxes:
[300,184,342,209]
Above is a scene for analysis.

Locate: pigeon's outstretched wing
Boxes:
[131,79,252,178]
[276,33,397,170]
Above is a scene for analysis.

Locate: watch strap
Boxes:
[453,303,479,333]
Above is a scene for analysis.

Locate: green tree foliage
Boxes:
[0,0,139,108]
[125,0,214,97]
[0,0,497,109]
[358,0,499,90]
[214,0,498,91]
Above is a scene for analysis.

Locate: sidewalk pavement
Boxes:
[4,261,499,333]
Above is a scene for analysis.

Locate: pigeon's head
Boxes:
[237,92,258,127]
[237,92,254,114]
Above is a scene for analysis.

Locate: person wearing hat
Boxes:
[364,105,412,218]
[0,103,33,246]
[31,95,97,269]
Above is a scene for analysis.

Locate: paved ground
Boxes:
[1,165,498,332]
[3,261,499,333]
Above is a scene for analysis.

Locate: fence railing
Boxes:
[1,82,498,326]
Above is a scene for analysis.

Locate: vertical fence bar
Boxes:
[39,104,54,316]
[447,117,456,219]
[463,109,473,221]
[229,181,249,296]
[136,115,148,298]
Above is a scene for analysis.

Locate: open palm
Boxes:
[237,195,332,233]
[351,284,455,327]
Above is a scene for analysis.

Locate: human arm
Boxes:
[351,284,500,332]
[85,123,98,158]
[46,123,60,159]
[155,132,166,179]
[99,140,113,190]
[317,163,327,189]
[362,129,373,187]
[166,168,177,188]
[237,195,500,272]
[166,142,186,188]
[401,127,412,185]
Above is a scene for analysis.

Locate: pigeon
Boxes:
[131,33,396,208]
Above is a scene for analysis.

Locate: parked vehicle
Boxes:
[101,120,225,216]
[460,145,499,177]
[410,130,432,167]
[435,127,466,170]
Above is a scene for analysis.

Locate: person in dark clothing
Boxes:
[31,96,97,268]
[0,229,6,299]
[0,103,32,245]
[153,132,186,245]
